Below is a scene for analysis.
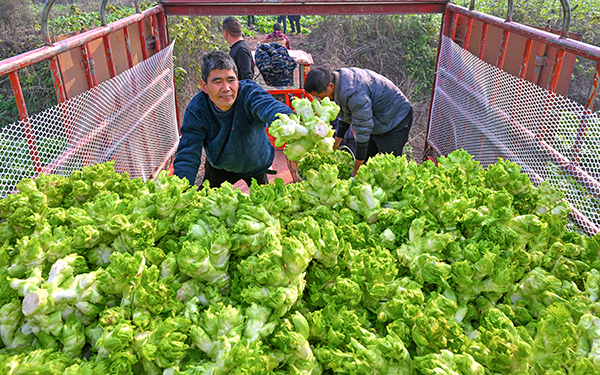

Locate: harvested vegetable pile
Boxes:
[269,97,339,161]
[1,150,599,375]
[297,149,354,181]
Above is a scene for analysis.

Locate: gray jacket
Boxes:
[333,68,412,144]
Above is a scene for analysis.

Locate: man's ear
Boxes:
[200,79,208,94]
[328,82,335,91]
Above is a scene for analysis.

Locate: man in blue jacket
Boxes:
[173,51,294,188]
[304,67,413,177]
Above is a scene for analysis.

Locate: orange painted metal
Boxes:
[0,6,163,77]
[463,17,474,50]
[9,71,42,173]
[123,26,135,69]
[496,29,510,69]
[548,49,566,93]
[519,38,533,79]
[450,12,458,41]
[586,63,600,110]
[49,56,67,104]
[152,14,162,53]
[9,72,29,124]
[478,23,488,60]
[81,43,98,89]
[54,18,155,100]
[137,20,149,61]
[103,35,117,79]
[451,6,585,96]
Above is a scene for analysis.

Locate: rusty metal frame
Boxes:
[161,0,448,16]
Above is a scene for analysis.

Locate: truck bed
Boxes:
[232,148,297,193]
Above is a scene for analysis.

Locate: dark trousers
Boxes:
[289,16,301,34]
[247,15,255,26]
[201,162,269,189]
[277,15,287,34]
[366,108,413,162]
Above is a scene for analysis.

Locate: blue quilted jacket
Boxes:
[255,42,297,87]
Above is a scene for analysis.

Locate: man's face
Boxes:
[309,82,335,101]
[201,69,239,111]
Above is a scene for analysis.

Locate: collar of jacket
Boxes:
[332,70,341,105]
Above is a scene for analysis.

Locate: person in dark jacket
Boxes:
[222,17,254,80]
[304,67,413,177]
[173,51,294,188]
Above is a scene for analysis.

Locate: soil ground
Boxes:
[245,31,309,53]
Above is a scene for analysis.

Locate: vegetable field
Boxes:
[0,149,599,374]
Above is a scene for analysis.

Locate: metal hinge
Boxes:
[534,55,548,73]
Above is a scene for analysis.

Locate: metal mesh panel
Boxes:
[0,42,178,198]
[429,35,600,235]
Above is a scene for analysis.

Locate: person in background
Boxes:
[265,22,291,49]
[247,15,255,28]
[276,15,287,34]
[173,51,294,188]
[304,66,413,177]
[222,17,254,81]
[288,15,301,34]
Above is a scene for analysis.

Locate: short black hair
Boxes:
[304,67,333,94]
[201,50,238,82]
[223,16,242,37]
[273,23,281,31]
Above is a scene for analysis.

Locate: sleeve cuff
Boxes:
[335,120,351,139]
[354,141,368,161]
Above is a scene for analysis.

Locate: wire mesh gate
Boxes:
[427,3,600,236]
[0,43,179,198]
[0,3,176,199]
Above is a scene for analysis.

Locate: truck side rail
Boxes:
[0,4,173,178]
[427,1,600,235]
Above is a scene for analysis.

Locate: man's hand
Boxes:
[351,159,364,177]
[333,137,343,150]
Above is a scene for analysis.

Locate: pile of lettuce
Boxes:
[268,97,339,161]
[1,150,600,375]
[297,149,354,181]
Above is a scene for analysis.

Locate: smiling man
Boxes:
[173,51,294,188]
